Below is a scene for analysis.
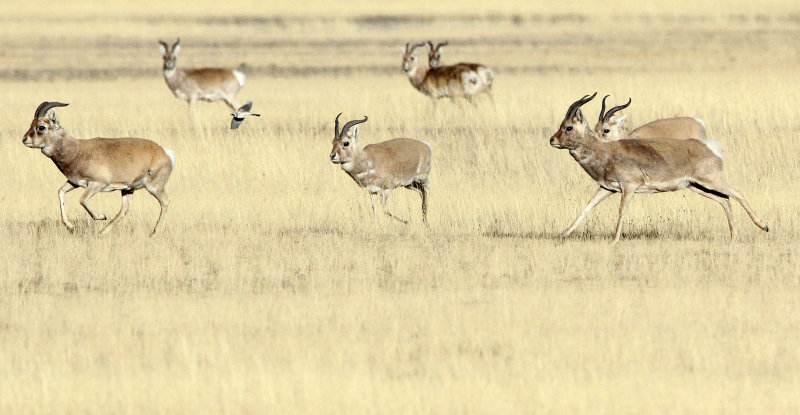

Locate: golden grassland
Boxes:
[1,1,800,414]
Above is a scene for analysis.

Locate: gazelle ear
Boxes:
[573,109,585,123]
[47,109,59,124]
[616,114,628,128]
[400,47,407,54]
[158,43,167,57]
[351,125,360,140]
[172,44,180,56]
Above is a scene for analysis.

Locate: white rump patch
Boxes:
[233,70,246,86]
[422,141,433,155]
[694,118,707,130]
[701,139,724,160]
[164,148,177,167]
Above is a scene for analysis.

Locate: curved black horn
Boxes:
[598,95,610,122]
[408,42,426,54]
[339,116,368,138]
[172,38,180,50]
[436,41,448,51]
[426,40,434,51]
[158,39,169,50]
[564,92,597,120]
[334,112,342,137]
[602,98,632,122]
[35,102,69,119]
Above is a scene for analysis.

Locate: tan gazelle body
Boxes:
[427,41,494,96]
[594,96,707,142]
[550,93,768,243]
[23,102,175,236]
[401,42,490,102]
[159,39,245,114]
[329,114,432,225]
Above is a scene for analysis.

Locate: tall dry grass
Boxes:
[1,1,799,414]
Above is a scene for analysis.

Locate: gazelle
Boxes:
[158,38,245,114]
[595,95,707,141]
[426,41,494,94]
[550,93,768,243]
[329,114,432,225]
[23,102,175,236]
[401,42,490,102]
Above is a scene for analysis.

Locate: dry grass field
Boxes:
[1,0,800,414]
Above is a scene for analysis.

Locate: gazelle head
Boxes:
[329,113,368,166]
[594,96,631,141]
[23,102,69,151]
[550,93,597,150]
[426,41,448,68]
[158,38,181,71]
[401,42,426,73]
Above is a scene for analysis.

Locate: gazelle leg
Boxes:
[58,181,78,232]
[146,186,170,237]
[693,180,769,232]
[689,186,737,241]
[80,182,107,221]
[726,187,769,232]
[222,97,239,112]
[612,186,636,244]
[562,187,614,237]
[99,190,133,236]
[406,181,429,226]
[380,190,407,224]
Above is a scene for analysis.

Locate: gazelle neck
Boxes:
[405,64,428,91]
[45,133,82,176]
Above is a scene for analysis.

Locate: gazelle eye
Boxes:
[37,125,46,132]
[603,129,610,133]
[565,126,573,132]
[343,142,349,147]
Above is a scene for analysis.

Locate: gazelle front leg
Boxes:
[612,185,637,244]
[381,189,408,224]
[79,182,107,221]
[58,181,78,232]
[562,187,614,237]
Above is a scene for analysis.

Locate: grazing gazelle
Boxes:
[426,41,494,95]
[158,38,245,114]
[401,42,490,103]
[595,95,707,141]
[23,102,175,236]
[550,93,768,243]
[329,114,432,225]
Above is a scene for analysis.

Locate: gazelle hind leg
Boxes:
[145,164,173,237]
[222,96,239,112]
[99,190,133,236]
[693,180,769,232]
[689,186,737,241]
[146,185,170,237]
[726,187,769,232]
[406,181,429,226]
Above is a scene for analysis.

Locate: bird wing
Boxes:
[239,101,253,112]
[230,117,244,129]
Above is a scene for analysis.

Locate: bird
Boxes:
[230,101,260,129]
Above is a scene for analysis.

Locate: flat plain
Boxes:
[1,1,799,414]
